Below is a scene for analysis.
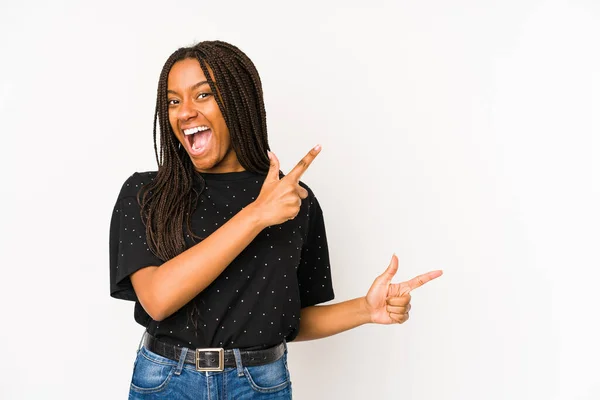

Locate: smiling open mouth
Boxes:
[184,126,212,154]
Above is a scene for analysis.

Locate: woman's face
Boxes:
[167,58,243,173]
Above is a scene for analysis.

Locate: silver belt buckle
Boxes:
[195,348,224,372]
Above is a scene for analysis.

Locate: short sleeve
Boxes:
[109,173,164,302]
[297,190,335,308]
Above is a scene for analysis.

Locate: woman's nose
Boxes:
[178,100,198,121]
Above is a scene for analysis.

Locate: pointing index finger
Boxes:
[286,144,321,182]
[400,270,443,295]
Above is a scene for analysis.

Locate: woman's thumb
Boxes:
[380,253,399,282]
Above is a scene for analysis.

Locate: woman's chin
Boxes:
[189,153,221,173]
[191,159,215,172]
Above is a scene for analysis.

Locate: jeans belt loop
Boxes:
[232,348,244,377]
[174,347,188,376]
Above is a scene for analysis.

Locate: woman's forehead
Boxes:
[167,58,215,91]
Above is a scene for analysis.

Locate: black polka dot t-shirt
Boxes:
[109,170,334,350]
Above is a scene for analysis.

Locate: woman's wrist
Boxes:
[241,201,269,232]
[358,296,375,324]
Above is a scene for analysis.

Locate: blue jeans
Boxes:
[128,341,293,399]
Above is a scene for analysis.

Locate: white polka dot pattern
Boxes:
[109,170,334,349]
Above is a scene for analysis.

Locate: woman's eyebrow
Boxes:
[167,80,210,95]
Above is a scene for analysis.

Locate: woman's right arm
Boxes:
[131,203,265,321]
[130,146,321,321]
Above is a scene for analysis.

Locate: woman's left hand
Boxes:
[365,254,443,325]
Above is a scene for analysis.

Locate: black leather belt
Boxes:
[142,333,285,372]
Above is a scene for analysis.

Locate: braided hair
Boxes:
[137,41,271,263]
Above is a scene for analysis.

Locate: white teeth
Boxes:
[183,126,210,136]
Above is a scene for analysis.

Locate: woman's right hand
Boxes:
[252,145,322,228]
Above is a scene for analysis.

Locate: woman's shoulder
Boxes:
[116,170,158,200]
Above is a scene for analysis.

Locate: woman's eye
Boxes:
[168,99,179,106]
[197,93,211,99]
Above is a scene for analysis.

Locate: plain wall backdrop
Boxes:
[1,0,599,399]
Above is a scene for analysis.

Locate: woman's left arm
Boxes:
[294,254,442,341]
[295,297,370,341]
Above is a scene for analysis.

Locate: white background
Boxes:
[1,0,599,399]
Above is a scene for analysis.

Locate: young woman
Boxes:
[109,40,442,399]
